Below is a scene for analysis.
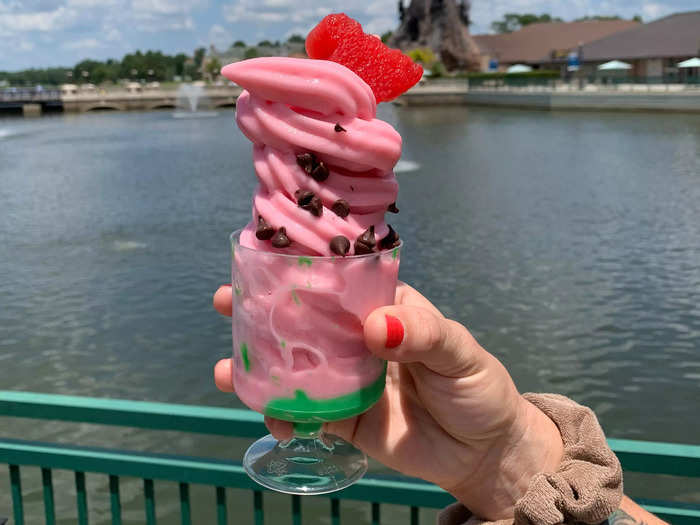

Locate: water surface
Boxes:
[1,106,699,521]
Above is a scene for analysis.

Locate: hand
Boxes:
[213,282,563,520]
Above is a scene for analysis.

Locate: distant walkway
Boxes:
[399,81,700,112]
[61,86,242,113]
[4,82,699,115]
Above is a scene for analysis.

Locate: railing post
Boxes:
[179,483,191,525]
[109,475,122,525]
[331,498,340,525]
[9,465,24,525]
[144,479,156,525]
[42,468,56,525]
[253,491,264,525]
[292,495,301,525]
[411,506,419,525]
[75,471,89,525]
[216,486,227,525]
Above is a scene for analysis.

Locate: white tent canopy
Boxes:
[678,57,700,68]
[506,64,533,73]
[598,60,632,71]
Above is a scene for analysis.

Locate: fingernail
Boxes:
[385,315,404,348]
[222,283,232,287]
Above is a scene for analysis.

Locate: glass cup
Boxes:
[230,230,401,494]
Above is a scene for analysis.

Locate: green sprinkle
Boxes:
[392,247,399,260]
[291,289,301,305]
[234,286,242,296]
[270,375,280,385]
[306,280,312,288]
[298,256,313,267]
[240,342,251,372]
[280,339,286,348]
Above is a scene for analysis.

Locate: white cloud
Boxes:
[363,16,396,35]
[132,0,189,15]
[18,40,34,51]
[129,0,202,31]
[222,0,350,25]
[208,23,232,49]
[0,6,76,32]
[262,0,292,6]
[105,27,121,41]
[67,0,119,7]
[641,2,672,19]
[63,37,101,49]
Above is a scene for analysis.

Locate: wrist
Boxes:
[447,396,564,520]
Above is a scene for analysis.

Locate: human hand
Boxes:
[213,282,563,520]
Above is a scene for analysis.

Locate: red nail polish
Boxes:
[222,283,232,287]
[385,315,404,348]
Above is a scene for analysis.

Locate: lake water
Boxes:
[1,106,699,522]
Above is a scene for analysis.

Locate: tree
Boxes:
[381,31,393,44]
[173,53,187,77]
[491,13,562,33]
[205,57,222,79]
[1,49,204,87]
[244,47,259,59]
[233,40,246,47]
[633,15,642,22]
[574,15,623,21]
[193,47,206,68]
[287,34,305,44]
[408,48,437,66]
[257,40,273,47]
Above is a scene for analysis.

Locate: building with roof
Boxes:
[473,19,638,72]
[580,11,700,78]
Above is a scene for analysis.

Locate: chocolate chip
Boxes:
[331,199,350,218]
[387,202,399,214]
[330,236,350,256]
[350,185,354,192]
[295,189,323,217]
[311,161,329,182]
[296,153,315,174]
[379,224,400,250]
[255,215,275,240]
[295,189,313,206]
[354,225,376,255]
[271,227,291,248]
[334,123,346,133]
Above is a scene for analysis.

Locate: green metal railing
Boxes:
[1,391,699,524]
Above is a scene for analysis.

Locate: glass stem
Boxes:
[292,422,323,439]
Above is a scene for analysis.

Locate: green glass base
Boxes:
[264,369,386,425]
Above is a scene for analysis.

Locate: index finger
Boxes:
[395,282,444,318]
[213,284,233,317]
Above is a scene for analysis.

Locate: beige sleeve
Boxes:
[437,393,623,525]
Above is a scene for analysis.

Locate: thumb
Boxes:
[364,306,485,377]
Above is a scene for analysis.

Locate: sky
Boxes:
[0,0,696,71]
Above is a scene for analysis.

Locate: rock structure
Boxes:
[391,0,480,71]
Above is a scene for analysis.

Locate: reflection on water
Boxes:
[0,107,699,520]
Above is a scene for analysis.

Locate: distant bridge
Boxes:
[61,86,242,113]
[0,88,62,115]
[0,86,242,115]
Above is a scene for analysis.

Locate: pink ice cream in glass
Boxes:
[222,56,403,495]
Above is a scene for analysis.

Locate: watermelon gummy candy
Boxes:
[306,13,423,103]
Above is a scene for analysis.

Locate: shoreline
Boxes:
[2,83,700,116]
[396,84,700,113]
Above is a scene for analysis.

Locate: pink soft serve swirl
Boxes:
[222,57,402,255]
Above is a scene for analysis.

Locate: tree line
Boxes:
[1,34,308,88]
[491,13,642,33]
[0,48,207,87]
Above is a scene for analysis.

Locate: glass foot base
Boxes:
[243,434,368,495]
